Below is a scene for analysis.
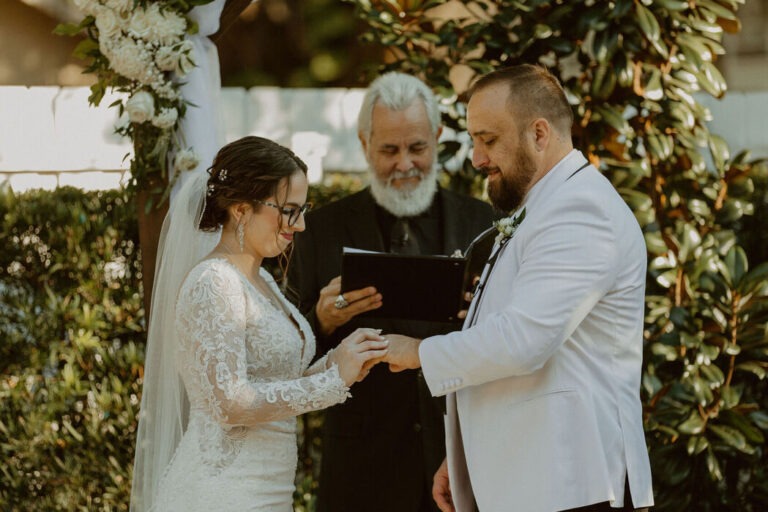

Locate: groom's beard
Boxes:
[369,164,438,218]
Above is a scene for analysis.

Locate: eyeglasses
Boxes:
[254,200,312,227]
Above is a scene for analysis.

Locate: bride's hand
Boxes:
[329,328,389,386]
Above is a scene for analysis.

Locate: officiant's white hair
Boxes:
[357,72,441,142]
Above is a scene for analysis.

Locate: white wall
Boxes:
[0,86,766,192]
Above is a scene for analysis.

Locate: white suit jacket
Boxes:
[420,150,654,512]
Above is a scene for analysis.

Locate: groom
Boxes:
[383,65,654,511]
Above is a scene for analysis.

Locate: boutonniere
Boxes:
[493,207,526,244]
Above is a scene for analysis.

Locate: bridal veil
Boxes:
[130,171,219,512]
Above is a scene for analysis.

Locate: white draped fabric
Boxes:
[171,0,227,199]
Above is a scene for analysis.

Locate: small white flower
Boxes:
[174,148,200,172]
[125,90,155,124]
[493,207,527,244]
[109,38,153,82]
[154,45,178,72]
[151,107,178,129]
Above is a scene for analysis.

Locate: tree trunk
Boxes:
[136,174,169,323]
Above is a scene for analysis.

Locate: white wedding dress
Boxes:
[151,258,350,511]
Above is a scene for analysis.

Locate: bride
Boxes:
[130,136,388,511]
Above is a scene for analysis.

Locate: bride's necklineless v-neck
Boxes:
[207,255,307,356]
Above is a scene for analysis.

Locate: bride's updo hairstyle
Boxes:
[198,136,308,232]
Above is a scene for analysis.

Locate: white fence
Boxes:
[0,86,766,192]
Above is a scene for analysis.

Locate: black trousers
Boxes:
[560,478,640,512]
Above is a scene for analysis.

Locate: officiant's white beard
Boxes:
[369,165,439,218]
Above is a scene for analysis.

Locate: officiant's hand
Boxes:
[329,328,389,386]
[457,275,482,320]
[433,458,454,512]
[382,334,422,372]
[316,276,383,336]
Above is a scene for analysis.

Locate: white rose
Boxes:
[104,0,133,14]
[174,148,200,172]
[151,107,178,129]
[125,91,155,124]
[73,0,99,16]
[94,7,122,39]
[147,5,187,45]
[128,7,152,40]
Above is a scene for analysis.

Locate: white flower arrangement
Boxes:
[57,0,213,201]
[493,207,527,244]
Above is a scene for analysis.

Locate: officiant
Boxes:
[287,72,494,512]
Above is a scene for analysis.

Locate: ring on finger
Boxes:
[334,293,349,309]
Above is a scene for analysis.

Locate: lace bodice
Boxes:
[172,258,349,470]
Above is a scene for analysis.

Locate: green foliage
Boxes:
[349,0,768,509]
[0,186,145,510]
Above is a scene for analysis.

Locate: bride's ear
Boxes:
[227,202,252,225]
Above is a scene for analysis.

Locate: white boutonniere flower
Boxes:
[493,207,526,244]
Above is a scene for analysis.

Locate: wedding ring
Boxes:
[334,294,349,309]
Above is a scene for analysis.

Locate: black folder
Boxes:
[340,226,497,322]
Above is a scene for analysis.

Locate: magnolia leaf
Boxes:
[594,105,632,137]
[720,386,741,409]
[655,269,677,289]
[677,33,710,67]
[678,411,705,435]
[740,262,768,293]
[655,0,689,10]
[635,3,668,57]
[750,411,768,430]
[708,424,753,454]
[688,16,724,35]
[678,223,702,263]
[686,435,709,455]
[641,66,664,101]
[724,245,748,286]
[708,134,730,172]
[591,63,617,100]
[644,231,668,256]
[736,362,766,380]
[699,61,728,98]
[706,447,723,480]
[699,0,739,21]
[721,410,765,444]
[699,364,725,387]
[687,199,712,219]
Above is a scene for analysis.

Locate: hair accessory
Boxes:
[219,168,228,181]
[206,183,215,196]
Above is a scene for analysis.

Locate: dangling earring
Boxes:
[236,222,245,252]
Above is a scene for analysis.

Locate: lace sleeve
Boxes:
[176,264,350,427]
[303,351,333,377]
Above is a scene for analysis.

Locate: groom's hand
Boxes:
[382,334,422,372]
[433,458,454,512]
